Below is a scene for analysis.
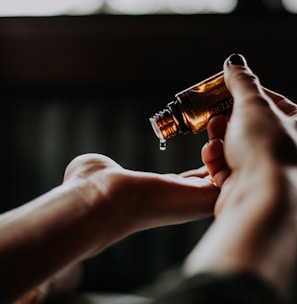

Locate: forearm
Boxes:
[0,181,117,303]
[15,263,83,303]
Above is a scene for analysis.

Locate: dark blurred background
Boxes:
[1,0,297,300]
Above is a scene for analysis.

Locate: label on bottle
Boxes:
[209,97,233,115]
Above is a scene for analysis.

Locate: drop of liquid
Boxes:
[159,139,166,151]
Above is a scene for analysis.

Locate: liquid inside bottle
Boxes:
[149,71,233,147]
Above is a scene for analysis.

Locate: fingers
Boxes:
[201,116,230,187]
[203,54,270,185]
[131,172,220,228]
[202,54,297,187]
[225,55,297,118]
[207,114,227,140]
[181,115,226,182]
[223,54,271,112]
[201,139,230,188]
[223,53,297,172]
[263,87,297,117]
[224,54,296,120]
[223,54,283,150]
[180,165,209,178]
[224,54,285,131]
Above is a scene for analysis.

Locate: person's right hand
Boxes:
[202,54,297,215]
[183,54,297,297]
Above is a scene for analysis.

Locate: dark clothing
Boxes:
[51,271,283,304]
[152,272,282,304]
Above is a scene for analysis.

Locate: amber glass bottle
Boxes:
[149,71,232,149]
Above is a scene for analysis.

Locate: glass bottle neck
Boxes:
[149,100,188,140]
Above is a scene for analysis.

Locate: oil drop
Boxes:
[159,139,166,151]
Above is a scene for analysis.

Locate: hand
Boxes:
[63,153,219,252]
[2,154,219,303]
[183,54,297,296]
[202,54,297,215]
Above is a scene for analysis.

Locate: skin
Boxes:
[0,154,219,303]
[183,55,297,299]
[6,53,297,303]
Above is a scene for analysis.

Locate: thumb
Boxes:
[224,53,266,108]
[223,54,279,142]
[222,54,285,169]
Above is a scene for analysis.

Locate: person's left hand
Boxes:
[63,153,218,255]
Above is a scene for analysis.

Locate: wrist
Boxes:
[64,173,138,256]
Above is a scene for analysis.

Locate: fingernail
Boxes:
[228,53,246,66]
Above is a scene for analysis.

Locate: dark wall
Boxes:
[1,12,297,296]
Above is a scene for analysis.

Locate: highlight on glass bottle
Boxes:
[149,71,233,151]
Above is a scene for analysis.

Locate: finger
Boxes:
[138,172,220,225]
[201,139,230,187]
[263,87,297,117]
[180,165,209,178]
[224,54,267,108]
[207,115,227,140]
[223,54,280,142]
